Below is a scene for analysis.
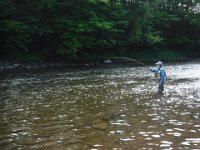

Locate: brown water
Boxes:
[0,62,200,150]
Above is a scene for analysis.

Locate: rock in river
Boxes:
[92,120,108,130]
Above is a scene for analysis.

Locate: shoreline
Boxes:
[0,58,199,72]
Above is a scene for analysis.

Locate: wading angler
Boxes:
[150,61,166,93]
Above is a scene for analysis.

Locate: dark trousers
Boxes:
[158,84,164,93]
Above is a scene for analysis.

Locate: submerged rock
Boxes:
[84,63,90,67]
[92,120,108,130]
[104,59,112,64]
[13,64,19,68]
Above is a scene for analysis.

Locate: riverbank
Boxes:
[0,61,99,71]
[0,58,198,72]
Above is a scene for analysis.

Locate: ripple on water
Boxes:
[110,130,125,134]
[0,63,200,150]
[167,132,182,137]
[151,134,161,138]
[185,138,200,144]
[110,121,130,126]
[92,144,102,150]
[181,138,200,147]
[160,141,173,148]
[119,138,134,142]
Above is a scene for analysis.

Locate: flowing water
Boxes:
[0,61,200,150]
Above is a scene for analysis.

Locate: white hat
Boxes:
[155,61,163,65]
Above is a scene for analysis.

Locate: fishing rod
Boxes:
[108,57,148,68]
[105,57,159,84]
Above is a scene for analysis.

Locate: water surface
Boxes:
[0,62,200,149]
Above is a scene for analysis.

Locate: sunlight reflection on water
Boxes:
[0,61,200,149]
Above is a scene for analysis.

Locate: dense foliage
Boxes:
[0,0,200,62]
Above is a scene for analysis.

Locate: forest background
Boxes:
[1,0,200,63]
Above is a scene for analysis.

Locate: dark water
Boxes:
[0,62,200,150]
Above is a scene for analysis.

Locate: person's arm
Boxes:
[160,70,165,84]
[150,68,157,73]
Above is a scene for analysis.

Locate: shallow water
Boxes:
[0,62,200,150]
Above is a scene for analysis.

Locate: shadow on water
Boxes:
[0,62,200,149]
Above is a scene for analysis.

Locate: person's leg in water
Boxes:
[158,84,164,93]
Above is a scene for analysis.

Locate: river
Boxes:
[0,61,200,149]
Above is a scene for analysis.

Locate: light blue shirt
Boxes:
[150,67,166,84]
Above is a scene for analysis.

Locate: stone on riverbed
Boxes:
[92,120,108,130]
[13,64,19,68]
[104,59,112,64]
